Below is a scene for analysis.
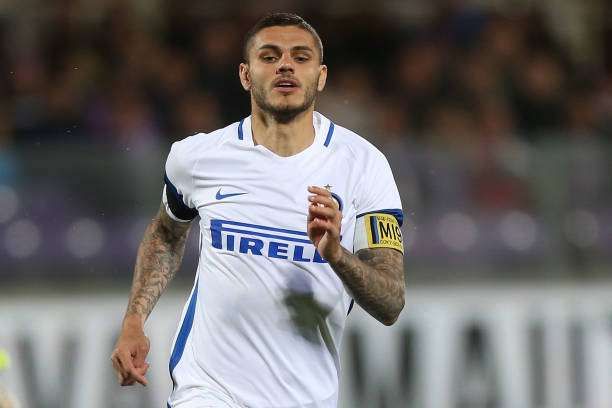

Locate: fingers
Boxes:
[308,202,337,219]
[306,185,341,244]
[308,185,332,197]
[111,348,149,387]
[129,353,150,386]
[111,353,126,383]
[118,365,149,386]
[132,341,150,368]
[307,186,341,228]
[124,368,148,386]
[308,217,338,232]
[308,194,338,210]
[308,186,340,211]
[124,360,148,386]
[126,363,150,386]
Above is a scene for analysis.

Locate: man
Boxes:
[111,13,405,408]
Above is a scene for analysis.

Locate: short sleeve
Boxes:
[162,142,198,222]
[355,150,403,226]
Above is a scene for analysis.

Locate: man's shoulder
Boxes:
[326,119,387,163]
[170,121,240,157]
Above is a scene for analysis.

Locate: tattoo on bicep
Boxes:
[127,205,192,318]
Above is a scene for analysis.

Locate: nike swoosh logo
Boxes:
[216,188,247,200]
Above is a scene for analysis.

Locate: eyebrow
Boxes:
[258,44,315,54]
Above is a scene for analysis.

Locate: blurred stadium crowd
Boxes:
[1,0,612,282]
[1,1,611,146]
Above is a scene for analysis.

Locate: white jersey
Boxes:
[164,112,402,408]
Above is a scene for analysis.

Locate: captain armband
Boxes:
[354,213,404,254]
[162,175,198,222]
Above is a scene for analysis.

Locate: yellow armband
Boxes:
[354,213,404,253]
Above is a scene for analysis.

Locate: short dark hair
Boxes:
[243,12,324,63]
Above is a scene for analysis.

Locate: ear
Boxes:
[317,65,328,92]
[239,63,251,91]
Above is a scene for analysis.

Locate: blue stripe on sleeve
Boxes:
[164,174,198,221]
[357,208,404,227]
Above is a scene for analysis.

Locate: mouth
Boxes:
[273,78,300,94]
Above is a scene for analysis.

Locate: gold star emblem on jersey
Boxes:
[324,184,332,191]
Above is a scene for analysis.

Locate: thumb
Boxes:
[136,362,150,376]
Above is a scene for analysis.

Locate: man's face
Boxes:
[239,26,327,123]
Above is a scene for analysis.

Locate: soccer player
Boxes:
[111,12,405,408]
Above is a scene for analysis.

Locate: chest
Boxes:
[190,150,359,251]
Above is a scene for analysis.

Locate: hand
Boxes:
[307,186,343,263]
[111,320,150,386]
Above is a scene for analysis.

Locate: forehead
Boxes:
[251,26,317,52]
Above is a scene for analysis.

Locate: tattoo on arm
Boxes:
[330,247,405,325]
[125,204,192,322]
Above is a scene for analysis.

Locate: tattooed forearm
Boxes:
[125,204,192,324]
[329,247,405,325]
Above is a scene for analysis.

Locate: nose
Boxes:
[276,54,294,74]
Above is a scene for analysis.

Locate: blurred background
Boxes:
[1,0,612,407]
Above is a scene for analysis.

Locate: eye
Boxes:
[261,55,278,63]
[295,55,310,63]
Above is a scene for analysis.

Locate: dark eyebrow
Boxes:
[258,44,315,54]
[258,44,282,53]
[291,45,314,53]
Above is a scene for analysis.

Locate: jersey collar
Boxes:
[238,111,335,154]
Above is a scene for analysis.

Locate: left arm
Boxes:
[307,186,405,326]
[329,247,404,325]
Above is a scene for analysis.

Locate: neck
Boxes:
[250,106,316,157]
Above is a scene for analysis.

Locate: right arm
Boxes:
[126,204,192,323]
[111,204,192,386]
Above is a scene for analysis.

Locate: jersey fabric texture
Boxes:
[164,112,403,408]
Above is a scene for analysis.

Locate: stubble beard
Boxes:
[251,77,319,124]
